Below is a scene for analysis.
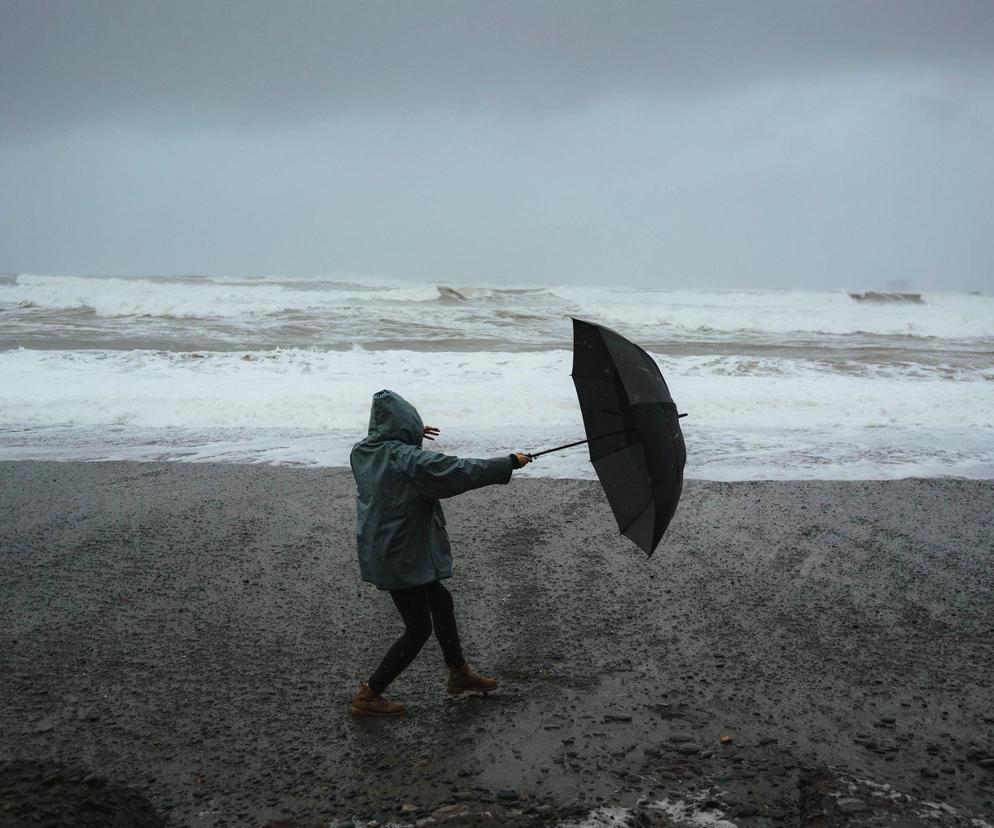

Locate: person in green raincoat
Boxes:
[349,389,531,717]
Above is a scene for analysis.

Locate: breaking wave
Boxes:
[2,273,992,342]
[2,273,991,478]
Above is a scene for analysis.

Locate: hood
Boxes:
[365,389,424,446]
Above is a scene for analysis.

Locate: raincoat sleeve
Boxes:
[399,448,514,500]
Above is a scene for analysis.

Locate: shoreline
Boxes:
[2,451,992,484]
[2,461,993,826]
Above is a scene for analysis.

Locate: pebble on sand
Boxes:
[431,804,470,819]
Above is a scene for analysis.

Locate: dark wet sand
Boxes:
[1,461,993,827]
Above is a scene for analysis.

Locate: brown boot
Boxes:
[447,664,498,695]
[350,683,405,717]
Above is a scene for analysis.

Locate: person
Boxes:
[348,389,532,717]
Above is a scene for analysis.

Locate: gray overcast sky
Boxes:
[2,1,992,290]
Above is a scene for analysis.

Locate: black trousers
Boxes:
[367,580,465,694]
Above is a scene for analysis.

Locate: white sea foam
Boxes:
[1,347,992,478]
[2,347,991,431]
[557,792,741,827]
[648,797,737,827]
[557,806,634,827]
[549,285,994,340]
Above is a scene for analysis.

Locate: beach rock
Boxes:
[33,717,55,733]
[737,802,760,817]
[837,797,868,813]
[497,788,519,802]
[431,804,469,820]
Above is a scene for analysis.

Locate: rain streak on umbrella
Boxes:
[529,318,686,556]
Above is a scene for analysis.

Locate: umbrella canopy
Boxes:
[569,318,686,555]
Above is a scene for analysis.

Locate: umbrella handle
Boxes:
[526,414,687,460]
[526,427,630,460]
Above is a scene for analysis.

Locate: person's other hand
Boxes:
[514,452,532,466]
[423,425,440,441]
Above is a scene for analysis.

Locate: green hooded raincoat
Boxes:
[350,390,514,590]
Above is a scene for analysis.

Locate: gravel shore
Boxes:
[1,461,993,826]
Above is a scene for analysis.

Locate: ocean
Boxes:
[1,272,991,480]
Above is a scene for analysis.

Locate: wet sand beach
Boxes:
[1,461,993,826]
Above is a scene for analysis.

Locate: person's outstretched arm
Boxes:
[397,447,530,500]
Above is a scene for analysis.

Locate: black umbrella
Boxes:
[528,318,687,555]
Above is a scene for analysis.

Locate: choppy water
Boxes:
[1,272,992,479]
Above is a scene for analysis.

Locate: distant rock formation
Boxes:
[437,285,469,302]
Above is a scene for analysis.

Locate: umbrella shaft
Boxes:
[528,427,631,459]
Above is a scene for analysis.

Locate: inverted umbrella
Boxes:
[528,318,686,555]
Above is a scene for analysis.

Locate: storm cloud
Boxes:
[2,1,992,289]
